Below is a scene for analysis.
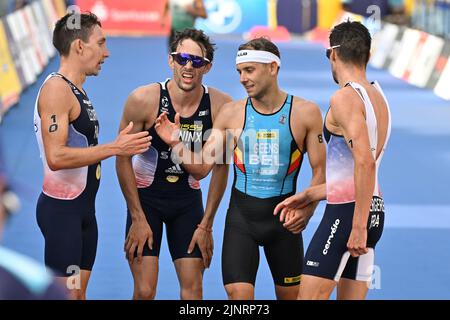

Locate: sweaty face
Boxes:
[236,62,271,99]
[170,39,210,92]
[81,25,110,76]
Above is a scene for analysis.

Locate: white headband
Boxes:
[236,50,281,67]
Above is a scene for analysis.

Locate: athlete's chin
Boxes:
[180,83,196,92]
[247,90,262,100]
[86,70,100,77]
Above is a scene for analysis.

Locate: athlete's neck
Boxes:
[58,61,86,90]
[336,64,369,88]
[251,88,287,114]
[167,80,204,115]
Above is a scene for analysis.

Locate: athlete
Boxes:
[274,20,392,300]
[34,12,151,300]
[116,28,231,300]
[162,0,208,50]
[155,37,326,300]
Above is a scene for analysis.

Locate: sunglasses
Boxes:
[326,45,341,59]
[170,52,210,68]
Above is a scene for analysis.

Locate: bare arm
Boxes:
[185,89,232,267]
[302,102,326,189]
[185,0,208,19]
[331,89,376,257]
[188,163,229,267]
[277,101,326,233]
[202,164,228,229]
[198,89,232,226]
[39,78,150,171]
[162,0,169,27]
[200,89,232,226]
[296,102,326,214]
[155,100,236,180]
[116,86,158,263]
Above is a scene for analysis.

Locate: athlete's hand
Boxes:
[125,217,153,264]
[154,112,181,148]
[273,191,311,218]
[347,227,368,257]
[115,122,152,156]
[188,227,213,268]
[278,208,314,234]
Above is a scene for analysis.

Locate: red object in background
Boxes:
[246,25,291,42]
[76,0,170,36]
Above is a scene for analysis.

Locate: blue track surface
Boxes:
[2,36,450,299]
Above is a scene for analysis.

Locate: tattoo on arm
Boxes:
[318,134,323,143]
[348,139,353,148]
[49,114,58,133]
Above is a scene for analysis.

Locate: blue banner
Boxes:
[195,0,268,35]
[277,0,317,34]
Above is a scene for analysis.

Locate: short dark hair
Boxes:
[170,28,216,62]
[329,20,371,66]
[238,37,281,59]
[53,12,102,57]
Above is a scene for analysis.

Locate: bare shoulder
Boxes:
[127,83,160,109]
[121,83,160,129]
[330,86,363,115]
[220,98,246,115]
[207,86,233,117]
[208,87,233,104]
[39,76,74,111]
[292,96,321,113]
[292,96,323,124]
[213,98,246,129]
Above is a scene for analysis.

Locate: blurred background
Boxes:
[0,0,449,299]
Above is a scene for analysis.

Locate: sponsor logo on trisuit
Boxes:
[165,164,184,174]
[323,219,340,255]
[166,175,179,183]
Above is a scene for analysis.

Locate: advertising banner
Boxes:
[434,52,450,100]
[277,0,317,34]
[5,10,38,86]
[388,28,422,79]
[0,20,22,111]
[195,0,267,35]
[76,0,169,36]
[370,23,400,69]
[425,39,450,89]
[408,34,445,88]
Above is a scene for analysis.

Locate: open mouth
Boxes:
[182,73,194,82]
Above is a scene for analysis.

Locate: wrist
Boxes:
[197,224,212,233]
[131,211,146,223]
[107,141,120,157]
[170,139,183,149]
[351,224,366,230]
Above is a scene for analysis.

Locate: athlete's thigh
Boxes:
[174,257,204,287]
[222,222,260,286]
[129,256,159,289]
[80,212,98,271]
[303,203,353,282]
[337,277,369,300]
[298,274,336,300]
[264,231,303,287]
[126,199,164,257]
[37,196,83,276]
[165,193,204,260]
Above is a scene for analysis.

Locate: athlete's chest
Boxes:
[70,94,99,143]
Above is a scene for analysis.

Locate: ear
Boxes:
[269,61,278,76]
[71,39,84,55]
[168,54,175,70]
[331,49,338,62]
[203,62,212,74]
